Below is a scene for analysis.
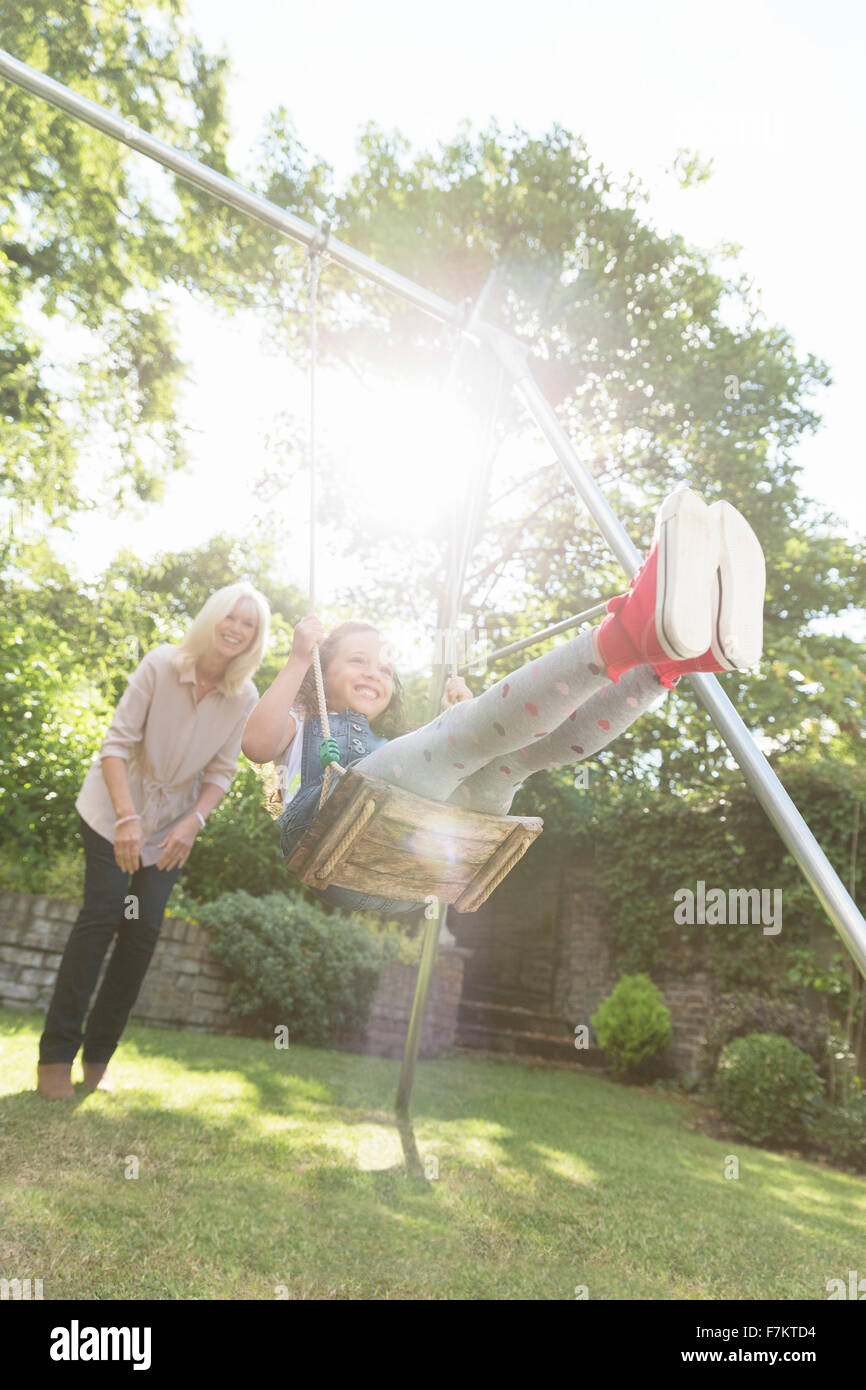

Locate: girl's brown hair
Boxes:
[294,620,409,739]
[263,621,409,821]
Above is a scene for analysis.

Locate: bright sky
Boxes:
[43,0,865,661]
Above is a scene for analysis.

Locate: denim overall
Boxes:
[278,710,424,916]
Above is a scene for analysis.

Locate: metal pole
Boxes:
[0,49,464,329]
[687,673,866,979]
[442,273,502,632]
[400,600,609,684]
[395,905,443,1116]
[427,271,502,723]
[481,325,642,573]
[482,326,866,981]
[402,277,502,1113]
[457,602,608,675]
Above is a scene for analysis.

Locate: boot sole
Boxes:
[655,489,716,659]
[709,502,766,668]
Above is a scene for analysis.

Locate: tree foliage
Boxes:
[0,0,233,527]
[213,117,866,795]
[0,6,862,1042]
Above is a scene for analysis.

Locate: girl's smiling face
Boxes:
[324,630,395,720]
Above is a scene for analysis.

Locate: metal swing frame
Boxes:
[2,50,864,1124]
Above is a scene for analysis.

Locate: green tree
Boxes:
[0,528,307,891]
[1,11,861,1026]
[226,118,864,797]
[0,0,233,531]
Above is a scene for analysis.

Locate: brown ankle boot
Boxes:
[82,1062,114,1093]
[37,1063,75,1100]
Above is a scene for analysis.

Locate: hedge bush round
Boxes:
[194,889,400,1047]
[715,1032,823,1145]
[806,1095,866,1171]
[697,991,828,1090]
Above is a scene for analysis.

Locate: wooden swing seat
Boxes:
[285,765,543,914]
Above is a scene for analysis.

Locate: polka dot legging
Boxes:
[354,627,671,815]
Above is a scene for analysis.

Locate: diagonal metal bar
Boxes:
[457,602,609,674]
[0,49,464,328]
[479,323,866,981]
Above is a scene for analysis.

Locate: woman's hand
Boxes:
[289,614,326,669]
[441,675,473,709]
[114,819,142,875]
[155,814,200,872]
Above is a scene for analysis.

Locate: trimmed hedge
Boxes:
[697,991,827,1089]
[195,889,401,1047]
[806,1095,866,1172]
[715,1032,823,1145]
[590,973,673,1081]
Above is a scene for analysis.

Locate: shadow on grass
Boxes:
[2,1009,864,1299]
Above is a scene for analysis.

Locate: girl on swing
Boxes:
[242,488,766,915]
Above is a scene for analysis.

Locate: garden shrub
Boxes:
[0,844,85,900]
[805,1094,866,1172]
[195,889,403,1046]
[715,1032,823,1145]
[164,882,205,924]
[821,1036,862,1106]
[590,973,673,1080]
[697,992,827,1090]
[179,762,294,902]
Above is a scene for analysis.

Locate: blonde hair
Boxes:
[167,582,270,696]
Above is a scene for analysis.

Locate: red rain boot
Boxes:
[596,488,717,683]
[651,501,766,688]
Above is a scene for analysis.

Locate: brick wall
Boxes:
[450,848,717,1079]
[452,848,562,1007]
[0,890,464,1060]
[651,972,717,1076]
[550,858,614,1027]
[347,948,467,1060]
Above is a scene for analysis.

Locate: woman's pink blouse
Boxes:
[75,644,258,866]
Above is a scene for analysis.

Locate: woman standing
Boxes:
[37,581,270,1099]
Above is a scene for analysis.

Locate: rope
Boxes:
[472,834,532,906]
[303,225,341,811]
[308,249,319,615]
[313,643,341,808]
[315,798,376,879]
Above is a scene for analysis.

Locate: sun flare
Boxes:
[322,372,481,536]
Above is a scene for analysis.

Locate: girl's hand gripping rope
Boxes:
[290,614,326,668]
[441,675,473,709]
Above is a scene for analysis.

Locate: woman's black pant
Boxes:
[39,815,182,1065]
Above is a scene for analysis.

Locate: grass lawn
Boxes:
[1,1006,863,1300]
